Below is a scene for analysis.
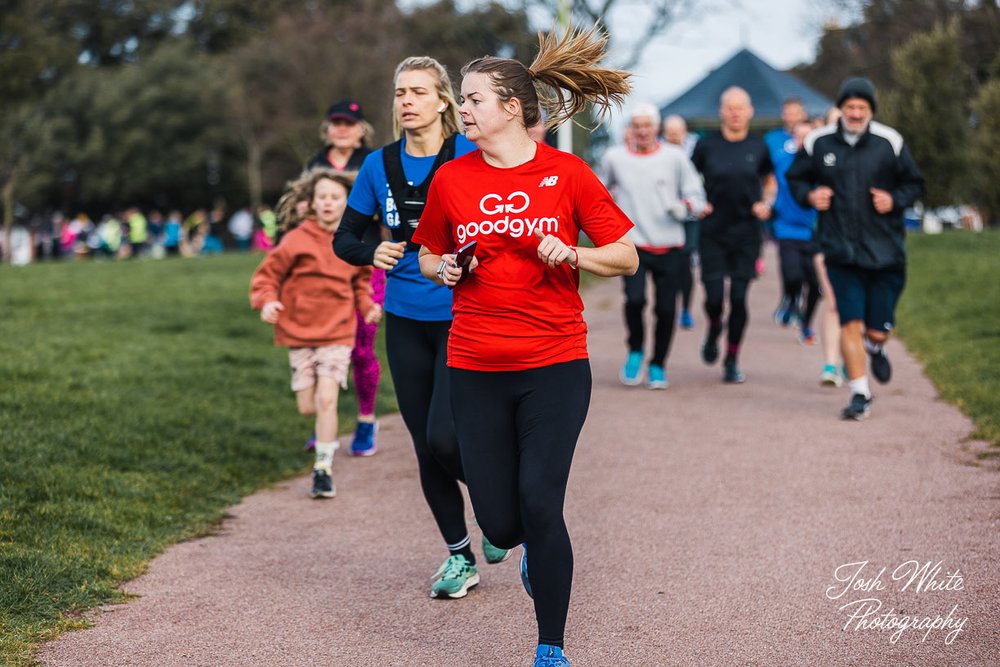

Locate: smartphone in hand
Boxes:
[454,240,477,286]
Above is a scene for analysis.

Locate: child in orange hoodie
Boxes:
[251,169,381,499]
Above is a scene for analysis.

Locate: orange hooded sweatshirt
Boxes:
[250,219,374,347]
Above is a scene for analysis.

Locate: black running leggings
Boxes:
[451,359,592,648]
[384,313,467,549]
[680,249,694,312]
[703,276,751,347]
[623,248,686,366]
[778,238,820,329]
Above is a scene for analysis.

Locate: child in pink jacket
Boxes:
[251,169,381,499]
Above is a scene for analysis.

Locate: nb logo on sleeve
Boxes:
[538,176,559,187]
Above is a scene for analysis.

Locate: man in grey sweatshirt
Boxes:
[600,103,706,389]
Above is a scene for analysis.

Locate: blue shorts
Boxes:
[825,264,906,332]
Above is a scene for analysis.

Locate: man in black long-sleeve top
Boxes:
[787,77,924,420]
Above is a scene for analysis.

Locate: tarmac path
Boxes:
[39,253,1000,667]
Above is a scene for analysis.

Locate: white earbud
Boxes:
[438,103,447,113]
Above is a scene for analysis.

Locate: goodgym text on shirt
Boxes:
[456,191,560,244]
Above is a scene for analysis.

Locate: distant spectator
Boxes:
[201,208,225,255]
[127,208,149,258]
[163,210,183,257]
[256,205,277,250]
[183,209,207,256]
[228,207,254,252]
[97,214,123,259]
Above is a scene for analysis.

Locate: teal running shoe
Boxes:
[482,534,512,564]
[646,364,668,390]
[430,554,479,599]
[619,351,644,386]
[533,644,571,666]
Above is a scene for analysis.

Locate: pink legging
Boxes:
[352,268,386,415]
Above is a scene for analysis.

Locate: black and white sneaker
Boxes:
[311,469,336,498]
[723,359,746,384]
[868,347,891,384]
[841,393,872,421]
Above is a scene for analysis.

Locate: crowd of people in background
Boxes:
[2,204,279,265]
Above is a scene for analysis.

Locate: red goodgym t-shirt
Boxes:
[413,142,633,371]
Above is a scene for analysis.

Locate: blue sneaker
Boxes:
[680,309,694,329]
[773,297,795,327]
[350,421,377,456]
[646,364,668,390]
[533,644,571,666]
[618,351,644,386]
[304,432,316,452]
[519,545,532,598]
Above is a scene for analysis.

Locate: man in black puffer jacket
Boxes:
[787,77,924,421]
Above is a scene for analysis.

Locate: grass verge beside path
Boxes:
[0,254,396,666]
[896,230,1000,453]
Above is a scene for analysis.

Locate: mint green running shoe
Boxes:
[482,534,512,564]
[430,554,479,599]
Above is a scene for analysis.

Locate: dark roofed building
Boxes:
[660,48,833,130]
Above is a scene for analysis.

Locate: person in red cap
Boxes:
[307,99,372,172]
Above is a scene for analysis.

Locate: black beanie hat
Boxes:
[836,77,877,112]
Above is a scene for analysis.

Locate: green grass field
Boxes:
[895,229,1000,453]
[0,231,996,666]
[0,253,396,666]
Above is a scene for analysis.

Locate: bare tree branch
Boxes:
[518,0,736,71]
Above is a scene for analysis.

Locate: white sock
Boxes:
[864,338,882,354]
[848,376,871,399]
[314,440,340,472]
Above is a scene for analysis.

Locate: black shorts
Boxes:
[826,264,906,332]
[699,233,761,281]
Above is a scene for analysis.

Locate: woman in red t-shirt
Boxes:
[412,26,638,667]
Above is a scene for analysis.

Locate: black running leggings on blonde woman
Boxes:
[384,313,469,550]
[450,359,592,648]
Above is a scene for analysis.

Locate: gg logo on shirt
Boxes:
[479,191,530,215]
[457,191,560,244]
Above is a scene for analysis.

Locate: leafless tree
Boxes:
[512,0,732,70]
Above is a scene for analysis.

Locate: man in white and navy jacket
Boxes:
[787,77,924,421]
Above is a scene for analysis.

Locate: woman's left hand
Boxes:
[534,229,577,269]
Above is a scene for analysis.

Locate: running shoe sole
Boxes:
[430,572,480,599]
[841,407,871,421]
[819,373,843,388]
[618,368,644,386]
[482,535,513,564]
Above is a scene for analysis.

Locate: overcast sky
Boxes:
[620,1,838,105]
[400,0,859,131]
